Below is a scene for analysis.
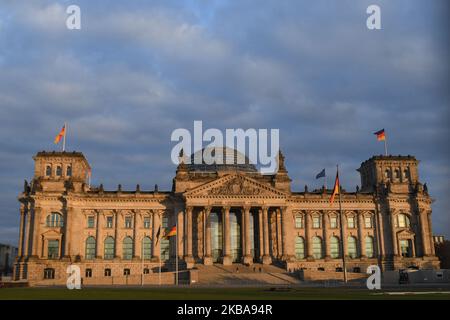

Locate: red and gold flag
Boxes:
[164,226,177,238]
[54,125,66,144]
[374,129,385,141]
[330,171,340,205]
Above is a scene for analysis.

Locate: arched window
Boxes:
[295,236,305,259]
[394,169,400,179]
[46,165,52,177]
[104,237,115,260]
[403,168,410,181]
[123,237,133,260]
[330,236,340,259]
[56,165,62,176]
[142,236,152,260]
[384,169,391,180]
[85,236,96,260]
[66,165,72,177]
[397,214,411,228]
[312,236,323,259]
[365,236,375,258]
[347,236,358,259]
[46,213,64,227]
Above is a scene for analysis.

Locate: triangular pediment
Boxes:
[41,229,62,237]
[397,229,415,238]
[184,173,287,198]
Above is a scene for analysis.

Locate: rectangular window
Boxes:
[312,216,320,229]
[144,217,151,229]
[162,216,169,229]
[85,269,92,278]
[104,268,111,277]
[330,217,338,229]
[347,217,355,229]
[365,216,373,228]
[87,216,95,228]
[123,268,131,276]
[106,216,113,228]
[295,216,303,229]
[125,217,132,229]
[47,240,59,259]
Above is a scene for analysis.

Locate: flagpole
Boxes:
[176,219,179,286]
[324,174,327,191]
[141,238,144,286]
[384,136,388,156]
[159,239,162,286]
[62,122,67,152]
[337,165,348,284]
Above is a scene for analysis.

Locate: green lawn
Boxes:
[0,287,449,300]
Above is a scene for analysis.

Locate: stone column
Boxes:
[390,213,398,256]
[262,207,271,264]
[63,206,72,258]
[427,213,435,256]
[341,212,348,258]
[280,206,293,262]
[95,210,100,258]
[323,211,330,259]
[204,206,213,265]
[418,209,432,256]
[177,209,184,259]
[221,206,232,265]
[32,208,41,257]
[358,211,366,258]
[151,210,161,261]
[258,208,264,261]
[305,211,313,259]
[132,210,138,259]
[375,209,385,258]
[24,207,32,258]
[114,210,120,258]
[276,209,282,258]
[18,204,25,257]
[243,206,253,265]
[184,206,194,267]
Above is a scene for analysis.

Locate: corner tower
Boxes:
[357,155,420,193]
[32,151,91,193]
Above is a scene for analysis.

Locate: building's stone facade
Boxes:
[14,149,440,285]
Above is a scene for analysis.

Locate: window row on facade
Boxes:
[294,235,376,260]
[44,212,171,230]
[45,164,72,178]
[44,266,155,280]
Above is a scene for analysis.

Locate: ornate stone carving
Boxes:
[208,176,264,196]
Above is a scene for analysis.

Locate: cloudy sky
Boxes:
[0,0,448,245]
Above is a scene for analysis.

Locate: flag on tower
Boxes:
[330,171,340,205]
[54,124,66,144]
[374,129,385,141]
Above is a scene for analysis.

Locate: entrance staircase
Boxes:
[194,263,302,286]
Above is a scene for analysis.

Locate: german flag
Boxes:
[374,129,385,141]
[164,226,177,238]
[330,171,340,205]
[54,125,66,144]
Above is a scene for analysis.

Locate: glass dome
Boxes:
[187,147,257,172]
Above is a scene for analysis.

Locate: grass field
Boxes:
[0,286,449,300]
